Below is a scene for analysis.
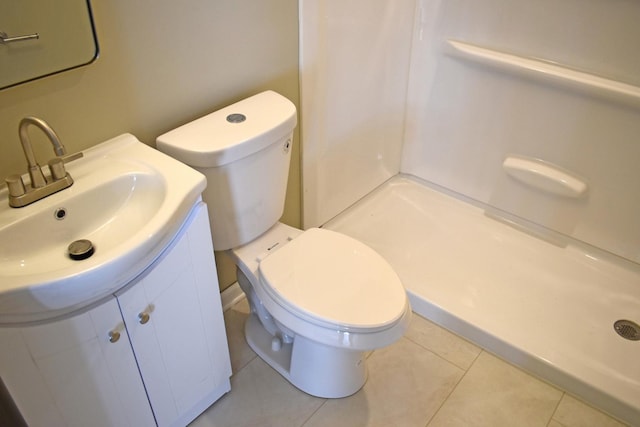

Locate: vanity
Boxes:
[0,133,232,427]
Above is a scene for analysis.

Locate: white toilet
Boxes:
[157,91,411,398]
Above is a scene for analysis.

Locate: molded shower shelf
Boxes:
[502,155,587,198]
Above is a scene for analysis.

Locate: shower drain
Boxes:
[613,320,640,341]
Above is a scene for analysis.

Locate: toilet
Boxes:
[157,91,411,398]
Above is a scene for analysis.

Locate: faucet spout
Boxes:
[19,116,67,160]
[18,117,67,188]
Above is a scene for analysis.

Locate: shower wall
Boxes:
[301,0,640,264]
[299,0,415,227]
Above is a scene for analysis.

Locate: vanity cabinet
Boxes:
[117,202,232,426]
[0,202,232,427]
[0,298,155,427]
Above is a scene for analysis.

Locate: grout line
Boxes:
[299,398,329,427]
[423,350,484,426]
[403,333,479,372]
[547,391,566,426]
[405,340,463,372]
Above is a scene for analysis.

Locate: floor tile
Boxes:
[404,313,481,370]
[303,338,464,427]
[199,299,628,427]
[191,356,325,427]
[552,394,628,427]
[428,351,562,427]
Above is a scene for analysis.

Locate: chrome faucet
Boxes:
[5,117,82,208]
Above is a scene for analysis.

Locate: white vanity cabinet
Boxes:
[0,297,156,427]
[0,202,231,427]
[117,202,232,426]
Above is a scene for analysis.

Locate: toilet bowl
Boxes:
[231,223,411,397]
[157,91,411,397]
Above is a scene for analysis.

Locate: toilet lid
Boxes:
[258,228,407,331]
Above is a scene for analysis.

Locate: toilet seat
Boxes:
[258,228,407,333]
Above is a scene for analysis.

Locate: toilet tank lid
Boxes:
[156,90,297,168]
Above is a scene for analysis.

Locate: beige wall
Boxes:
[0,0,301,291]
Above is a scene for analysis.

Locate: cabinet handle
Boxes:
[108,330,121,343]
[138,312,150,325]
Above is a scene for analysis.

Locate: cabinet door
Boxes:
[118,202,232,427]
[0,298,155,427]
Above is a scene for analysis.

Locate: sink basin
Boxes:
[0,134,206,324]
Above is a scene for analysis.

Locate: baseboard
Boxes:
[221,282,245,311]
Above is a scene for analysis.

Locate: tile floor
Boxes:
[190,298,629,427]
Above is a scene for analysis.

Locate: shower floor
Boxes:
[323,174,640,424]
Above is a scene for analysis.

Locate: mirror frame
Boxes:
[0,0,99,90]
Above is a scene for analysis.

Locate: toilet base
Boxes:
[244,313,368,398]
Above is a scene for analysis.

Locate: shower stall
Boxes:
[299,0,640,424]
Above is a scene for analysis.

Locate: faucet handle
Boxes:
[60,151,84,164]
[6,175,26,197]
[48,158,68,181]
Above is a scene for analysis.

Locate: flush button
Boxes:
[226,113,246,123]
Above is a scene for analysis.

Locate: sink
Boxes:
[0,134,206,324]
[2,174,164,276]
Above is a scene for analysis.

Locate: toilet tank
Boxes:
[156,91,297,250]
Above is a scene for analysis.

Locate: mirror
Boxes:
[0,0,98,90]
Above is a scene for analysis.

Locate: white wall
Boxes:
[301,0,640,264]
[402,0,640,263]
[300,0,416,227]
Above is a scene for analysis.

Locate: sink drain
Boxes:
[613,320,640,341]
[68,239,95,260]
